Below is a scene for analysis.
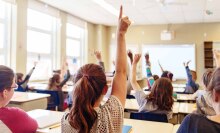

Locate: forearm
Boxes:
[98,61,105,72]
[131,64,141,91]
[185,66,192,81]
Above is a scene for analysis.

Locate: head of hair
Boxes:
[207,68,220,93]
[202,69,213,90]
[16,73,23,83]
[53,69,61,74]
[48,73,60,89]
[147,77,174,111]
[191,70,197,81]
[161,71,173,81]
[0,65,15,92]
[68,64,107,133]
[153,75,159,81]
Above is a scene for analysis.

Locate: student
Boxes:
[130,54,174,119]
[144,52,155,89]
[16,62,37,92]
[61,6,130,133]
[177,50,220,133]
[158,61,173,81]
[183,60,199,93]
[94,50,105,71]
[0,65,38,133]
[47,62,71,111]
[195,69,215,116]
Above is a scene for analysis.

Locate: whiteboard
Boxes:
[141,44,196,80]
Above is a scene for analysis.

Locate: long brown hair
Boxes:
[47,73,60,90]
[202,69,213,89]
[68,64,107,133]
[208,68,220,93]
[147,77,174,111]
[0,65,15,92]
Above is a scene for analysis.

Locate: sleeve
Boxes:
[102,96,124,132]
[185,66,198,92]
[145,65,154,87]
[20,67,35,89]
[134,90,147,107]
[59,70,71,88]
[98,61,105,72]
[177,114,191,133]
[14,108,38,132]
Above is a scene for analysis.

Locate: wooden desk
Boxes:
[8,92,50,111]
[172,124,180,133]
[172,84,186,88]
[173,87,185,93]
[29,83,73,93]
[177,94,195,102]
[178,103,196,114]
[27,109,64,133]
[124,118,173,133]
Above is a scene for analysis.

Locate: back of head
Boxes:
[69,63,107,133]
[207,68,220,93]
[148,77,174,111]
[48,73,60,89]
[153,75,159,81]
[0,65,14,92]
[161,71,173,81]
[191,70,197,81]
[16,73,23,83]
[202,69,213,89]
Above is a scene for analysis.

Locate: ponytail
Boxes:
[68,64,106,133]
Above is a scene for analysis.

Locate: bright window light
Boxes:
[66,23,82,38]
[27,8,53,31]
[66,39,80,57]
[0,55,4,65]
[0,23,4,48]
[0,1,5,19]
[27,30,51,54]
[93,0,119,17]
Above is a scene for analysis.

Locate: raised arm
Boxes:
[94,50,105,71]
[127,50,133,65]
[183,60,193,81]
[158,60,164,72]
[130,54,142,91]
[111,6,131,107]
[59,62,71,88]
[20,62,37,88]
[213,50,220,68]
[145,53,154,87]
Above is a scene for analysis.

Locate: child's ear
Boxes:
[2,89,8,99]
[213,89,220,102]
[102,85,108,95]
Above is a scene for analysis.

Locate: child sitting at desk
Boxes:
[158,60,174,81]
[183,60,199,93]
[16,62,37,92]
[61,6,130,133]
[177,50,220,133]
[130,54,174,119]
[0,65,38,133]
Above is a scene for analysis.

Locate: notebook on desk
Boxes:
[122,125,132,133]
[36,115,61,129]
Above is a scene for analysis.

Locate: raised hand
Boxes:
[145,53,150,65]
[33,61,38,67]
[183,60,191,67]
[118,6,131,35]
[94,50,102,61]
[127,50,133,64]
[133,54,141,64]
[213,49,220,67]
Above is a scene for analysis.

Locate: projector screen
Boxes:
[141,44,196,80]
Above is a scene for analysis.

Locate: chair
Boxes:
[36,90,60,111]
[130,112,168,123]
[126,94,135,99]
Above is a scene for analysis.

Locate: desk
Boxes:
[173,87,185,93]
[124,118,173,133]
[27,109,64,133]
[172,84,186,88]
[177,94,195,102]
[178,103,196,114]
[29,83,73,93]
[172,124,180,133]
[8,92,49,111]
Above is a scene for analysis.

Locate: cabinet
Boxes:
[204,41,213,68]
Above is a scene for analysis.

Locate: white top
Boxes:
[61,96,124,133]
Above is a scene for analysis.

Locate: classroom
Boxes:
[1,0,220,133]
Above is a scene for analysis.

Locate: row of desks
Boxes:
[27,109,180,133]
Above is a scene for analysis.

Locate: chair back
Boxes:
[130,112,168,123]
[36,90,60,110]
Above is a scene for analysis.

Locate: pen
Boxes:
[49,124,60,129]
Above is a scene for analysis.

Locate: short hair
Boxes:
[0,65,15,92]
[207,68,220,93]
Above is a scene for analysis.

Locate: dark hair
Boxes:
[0,65,15,92]
[48,73,60,90]
[191,70,197,81]
[153,74,159,81]
[147,77,174,111]
[68,64,107,133]
[16,73,23,82]
[207,68,220,93]
[202,69,213,89]
[161,71,173,81]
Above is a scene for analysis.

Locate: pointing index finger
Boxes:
[119,5,122,19]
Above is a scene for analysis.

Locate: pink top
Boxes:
[0,107,38,133]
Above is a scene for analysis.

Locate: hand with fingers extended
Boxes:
[213,50,220,67]
[33,61,38,67]
[183,60,191,67]
[127,50,133,64]
[94,50,102,62]
[118,6,131,35]
[133,54,141,65]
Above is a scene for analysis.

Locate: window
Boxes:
[0,1,11,66]
[66,23,85,74]
[27,8,57,80]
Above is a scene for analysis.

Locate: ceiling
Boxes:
[40,0,220,26]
